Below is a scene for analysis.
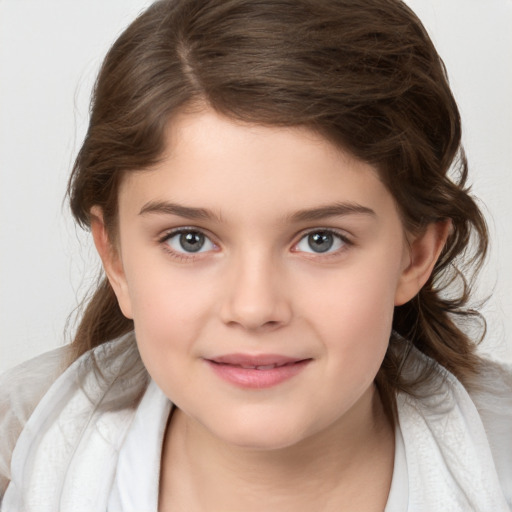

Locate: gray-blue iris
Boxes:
[308,232,334,253]
[180,232,205,252]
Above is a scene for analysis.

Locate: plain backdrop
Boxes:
[1,0,511,373]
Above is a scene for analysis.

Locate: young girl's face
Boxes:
[100,109,421,450]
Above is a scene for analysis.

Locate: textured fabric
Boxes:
[384,425,408,511]
[0,345,72,498]
[467,356,512,507]
[1,333,511,511]
[393,358,510,511]
[107,380,171,512]
[0,334,148,512]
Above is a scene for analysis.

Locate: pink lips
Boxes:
[205,354,311,389]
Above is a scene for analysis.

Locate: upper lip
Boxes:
[206,354,309,368]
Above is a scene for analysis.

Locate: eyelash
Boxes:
[292,228,353,259]
[157,227,353,261]
[158,228,218,261]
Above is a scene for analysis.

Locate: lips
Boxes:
[209,354,305,367]
[205,354,311,389]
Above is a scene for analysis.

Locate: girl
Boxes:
[1,0,510,510]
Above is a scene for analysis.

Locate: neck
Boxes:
[159,385,394,512]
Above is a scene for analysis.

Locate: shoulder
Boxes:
[397,345,512,508]
[466,354,512,420]
[0,345,72,496]
[467,355,512,507]
[0,334,147,502]
[0,333,148,507]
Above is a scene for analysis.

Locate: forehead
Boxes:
[118,109,398,223]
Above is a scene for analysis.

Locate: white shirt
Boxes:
[1,333,511,511]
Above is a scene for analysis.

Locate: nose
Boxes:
[219,252,292,332]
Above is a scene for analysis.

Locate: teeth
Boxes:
[237,364,278,370]
[224,361,303,369]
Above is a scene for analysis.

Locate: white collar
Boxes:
[3,336,510,511]
[107,379,172,512]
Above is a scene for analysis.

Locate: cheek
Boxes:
[122,258,221,375]
[129,272,212,336]
[301,250,403,371]
[306,250,401,329]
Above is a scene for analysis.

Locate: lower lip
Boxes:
[205,360,311,389]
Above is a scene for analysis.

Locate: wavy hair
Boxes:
[68,0,488,417]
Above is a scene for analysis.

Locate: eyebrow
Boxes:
[138,200,375,223]
[289,202,376,222]
[139,201,221,222]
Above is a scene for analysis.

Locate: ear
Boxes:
[90,206,133,319]
[394,220,451,306]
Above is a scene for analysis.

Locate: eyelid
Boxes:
[294,227,353,243]
[156,226,353,261]
[158,226,219,259]
[291,228,353,255]
[158,226,215,243]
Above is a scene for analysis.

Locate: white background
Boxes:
[1,0,511,373]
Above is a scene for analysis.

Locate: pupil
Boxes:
[180,232,204,252]
[308,232,333,253]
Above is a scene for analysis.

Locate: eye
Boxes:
[163,229,216,254]
[294,230,348,254]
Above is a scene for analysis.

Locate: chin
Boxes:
[209,416,315,452]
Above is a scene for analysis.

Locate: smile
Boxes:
[237,364,287,370]
[205,354,312,389]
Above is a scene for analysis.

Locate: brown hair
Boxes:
[68,0,488,414]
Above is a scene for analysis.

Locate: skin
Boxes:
[91,109,449,511]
